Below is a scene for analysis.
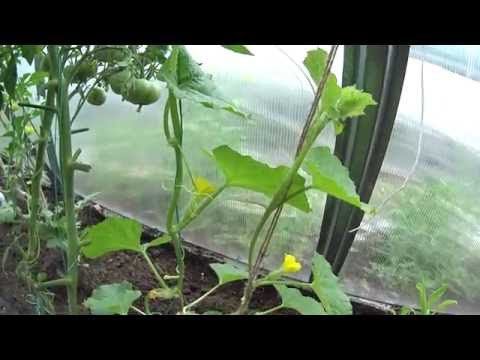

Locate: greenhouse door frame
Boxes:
[316,45,411,275]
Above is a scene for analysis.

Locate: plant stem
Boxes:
[141,250,169,290]
[48,45,80,315]
[164,92,185,309]
[36,277,71,289]
[183,284,221,312]
[255,305,284,315]
[237,47,340,315]
[237,113,330,314]
[255,280,312,289]
[27,81,56,263]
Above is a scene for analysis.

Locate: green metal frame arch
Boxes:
[316,45,411,275]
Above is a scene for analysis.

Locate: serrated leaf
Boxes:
[210,263,248,285]
[274,285,326,315]
[84,282,141,315]
[335,86,376,120]
[159,45,249,118]
[311,253,352,315]
[212,145,311,212]
[81,217,144,258]
[304,147,371,213]
[221,45,253,56]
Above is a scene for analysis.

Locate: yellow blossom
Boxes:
[193,176,216,196]
[25,125,35,136]
[282,254,302,273]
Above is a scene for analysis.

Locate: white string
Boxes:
[349,46,426,234]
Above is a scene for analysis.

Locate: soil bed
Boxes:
[0,188,388,315]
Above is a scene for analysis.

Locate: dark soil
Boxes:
[0,185,388,315]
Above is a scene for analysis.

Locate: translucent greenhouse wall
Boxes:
[340,46,480,314]
[72,45,343,280]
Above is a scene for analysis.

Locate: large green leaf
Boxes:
[81,217,143,258]
[212,145,311,212]
[304,146,372,213]
[84,282,141,315]
[303,48,327,85]
[311,253,352,315]
[82,217,170,258]
[274,285,326,315]
[221,45,253,56]
[210,263,248,285]
[159,45,249,118]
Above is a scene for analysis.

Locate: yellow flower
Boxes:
[25,125,35,136]
[282,254,302,273]
[193,176,216,196]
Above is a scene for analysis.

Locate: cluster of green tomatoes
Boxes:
[38,45,164,108]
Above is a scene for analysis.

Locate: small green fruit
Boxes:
[87,87,107,106]
[122,78,162,106]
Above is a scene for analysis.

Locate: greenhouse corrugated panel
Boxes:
[340,46,480,314]
[72,45,341,280]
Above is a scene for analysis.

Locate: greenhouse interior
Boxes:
[0,44,478,315]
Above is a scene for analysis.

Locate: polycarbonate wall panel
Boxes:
[340,46,480,314]
[72,46,342,279]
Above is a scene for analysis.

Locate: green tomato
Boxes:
[122,78,162,106]
[108,68,132,95]
[87,87,107,106]
[94,45,130,64]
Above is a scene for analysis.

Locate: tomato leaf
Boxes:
[311,253,352,315]
[81,217,144,258]
[212,145,311,213]
[274,285,326,315]
[221,45,253,56]
[159,45,249,118]
[84,282,141,315]
[304,146,372,213]
[210,263,248,285]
